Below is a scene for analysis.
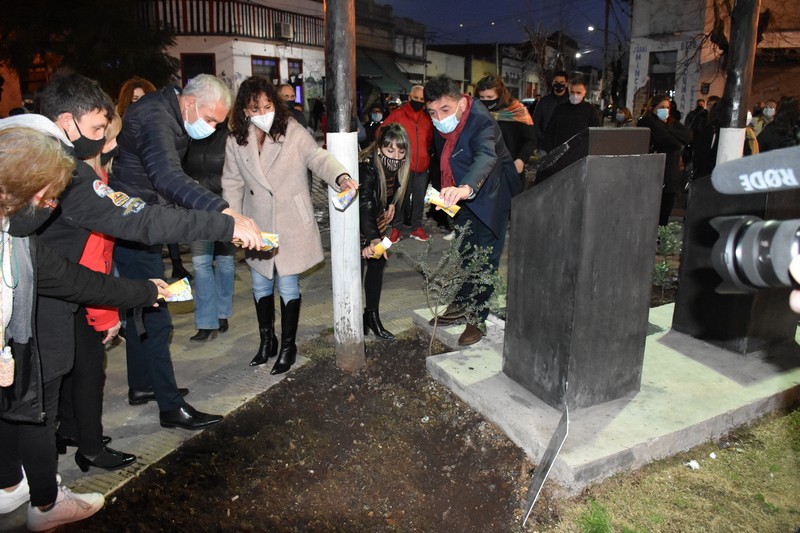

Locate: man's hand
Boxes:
[101,321,122,345]
[150,278,172,305]
[514,159,525,174]
[223,208,261,250]
[790,256,800,313]
[439,185,472,208]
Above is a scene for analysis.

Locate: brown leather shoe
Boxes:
[458,324,484,346]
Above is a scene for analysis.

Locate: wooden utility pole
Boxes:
[716,0,761,166]
[325,0,366,372]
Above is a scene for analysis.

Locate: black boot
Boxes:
[271,297,301,375]
[364,308,395,340]
[251,295,278,366]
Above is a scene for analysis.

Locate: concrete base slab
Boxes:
[415,304,800,493]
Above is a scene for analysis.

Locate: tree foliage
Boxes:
[0,0,178,96]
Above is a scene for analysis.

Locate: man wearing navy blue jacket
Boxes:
[112,74,260,430]
[424,75,521,346]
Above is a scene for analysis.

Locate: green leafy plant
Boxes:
[414,221,499,353]
[652,221,683,302]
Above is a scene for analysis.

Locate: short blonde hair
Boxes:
[0,127,74,216]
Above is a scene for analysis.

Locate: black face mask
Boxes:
[379,152,403,174]
[8,203,58,237]
[100,145,120,167]
[410,100,425,112]
[552,82,566,94]
[482,98,500,110]
[71,118,106,160]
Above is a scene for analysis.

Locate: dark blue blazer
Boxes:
[432,97,521,238]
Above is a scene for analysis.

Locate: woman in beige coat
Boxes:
[222,76,356,374]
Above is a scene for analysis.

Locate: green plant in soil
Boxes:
[413,220,501,352]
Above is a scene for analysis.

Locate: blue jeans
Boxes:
[190,240,235,330]
[251,268,300,303]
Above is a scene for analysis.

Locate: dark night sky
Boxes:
[381,0,630,66]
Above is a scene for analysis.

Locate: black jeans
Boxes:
[115,242,184,412]
[453,206,507,322]
[0,377,61,506]
[58,309,107,456]
[363,256,386,310]
[393,170,429,231]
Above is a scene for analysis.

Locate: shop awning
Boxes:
[356,49,412,94]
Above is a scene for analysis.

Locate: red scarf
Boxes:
[438,95,473,189]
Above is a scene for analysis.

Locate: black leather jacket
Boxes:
[358,158,395,244]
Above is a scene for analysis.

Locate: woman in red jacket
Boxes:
[56,113,138,472]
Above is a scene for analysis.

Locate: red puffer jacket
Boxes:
[382,102,434,173]
[77,166,118,332]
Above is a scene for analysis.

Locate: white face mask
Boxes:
[250,112,275,133]
[432,111,459,134]
[569,94,584,105]
[184,102,216,140]
[762,107,775,119]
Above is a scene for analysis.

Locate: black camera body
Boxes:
[671,146,800,354]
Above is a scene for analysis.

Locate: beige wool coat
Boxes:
[221,119,348,278]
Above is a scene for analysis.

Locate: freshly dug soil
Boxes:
[70,331,548,532]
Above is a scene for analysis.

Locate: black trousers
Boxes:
[363,256,386,310]
[0,377,60,507]
[58,309,106,456]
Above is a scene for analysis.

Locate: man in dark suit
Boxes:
[112,74,261,430]
[423,75,521,346]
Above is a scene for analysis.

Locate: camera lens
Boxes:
[710,216,800,293]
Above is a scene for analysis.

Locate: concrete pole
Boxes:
[716,0,761,166]
[325,0,366,372]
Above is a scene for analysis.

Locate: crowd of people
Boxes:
[0,64,797,530]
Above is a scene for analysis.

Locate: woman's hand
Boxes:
[361,238,384,260]
[150,278,172,306]
[386,204,396,223]
[338,174,358,191]
[514,159,525,174]
[101,321,122,345]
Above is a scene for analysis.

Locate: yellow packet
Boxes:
[164,277,193,302]
[332,188,357,211]
[371,236,393,259]
[258,232,279,251]
[424,186,460,217]
[233,232,280,251]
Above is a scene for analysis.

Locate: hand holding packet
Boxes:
[332,188,358,211]
[424,186,461,217]
[233,232,280,251]
[371,236,393,259]
[163,277,193,302]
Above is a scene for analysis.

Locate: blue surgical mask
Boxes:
[370,112,383,122]
[656,108,669,122]
[432,112,459,134]
[184,102,216,140]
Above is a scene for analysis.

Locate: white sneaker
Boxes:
[27,485,104,531]
[0,469,29,514]
[442,231,455,241]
